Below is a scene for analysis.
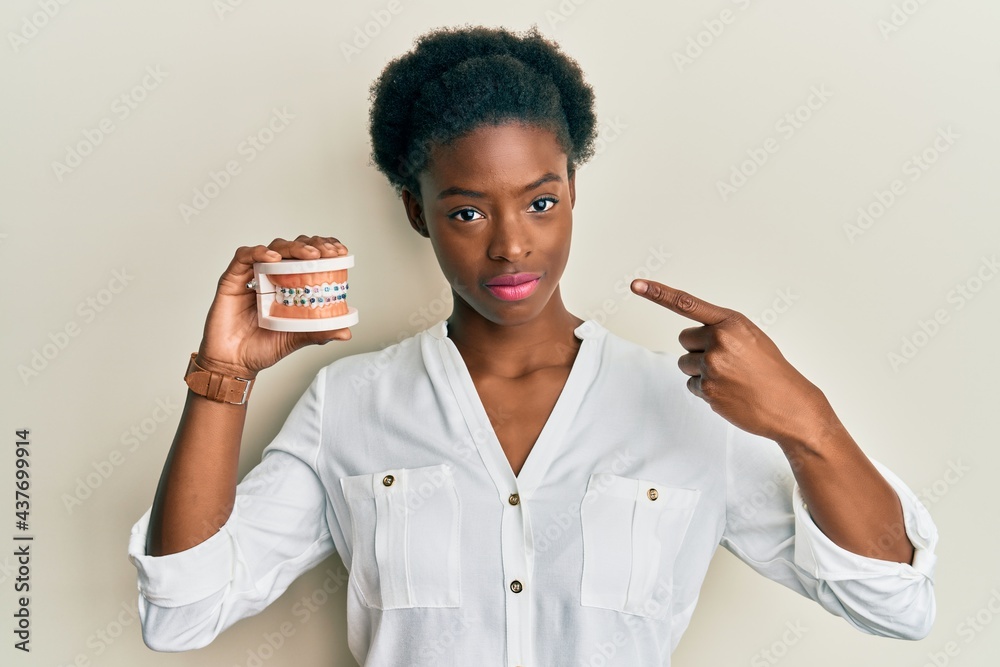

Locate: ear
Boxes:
[401,187,429,238]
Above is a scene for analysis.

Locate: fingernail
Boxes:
[633,280,648,294]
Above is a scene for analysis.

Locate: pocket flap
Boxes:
[581,473,701,619]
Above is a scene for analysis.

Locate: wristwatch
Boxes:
[183,353,255,405]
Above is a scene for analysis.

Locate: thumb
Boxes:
[287,328,351,351]
[316,328,352,345]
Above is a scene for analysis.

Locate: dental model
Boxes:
[251,255,359,332]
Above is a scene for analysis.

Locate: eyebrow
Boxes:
[436,172,563,200]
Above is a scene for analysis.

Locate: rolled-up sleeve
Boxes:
[127,369,338,652]
[721,421,938,640]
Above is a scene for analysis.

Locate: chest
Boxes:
[470,367,572,478]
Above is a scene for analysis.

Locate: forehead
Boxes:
[419,122,567,194]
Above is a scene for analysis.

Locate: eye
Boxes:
[530,197,558,213]
[448,208,484,222]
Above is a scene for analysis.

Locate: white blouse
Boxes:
[128,318,938,666]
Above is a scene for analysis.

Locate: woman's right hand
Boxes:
[195,235,353,377]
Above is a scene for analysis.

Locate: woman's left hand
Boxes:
[630,278,832,444]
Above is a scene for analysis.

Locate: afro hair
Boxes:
[367,24,598,198]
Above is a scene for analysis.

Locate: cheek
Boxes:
[544,218,573,260]
[427,236,474,287]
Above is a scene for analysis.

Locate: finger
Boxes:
[268,236,348,259]
[631,279,732,325]
[678,325,711,352]
[292,235,349,257]
[677,351,704,377]
[235,244,283,269]
[317,236,348,255]
[685,374,705,400]
[218,245,283,292]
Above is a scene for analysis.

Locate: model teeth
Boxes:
[276,281,348,307]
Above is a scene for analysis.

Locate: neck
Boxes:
[446,286,584,378]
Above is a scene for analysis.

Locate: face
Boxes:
[401,121,577,328]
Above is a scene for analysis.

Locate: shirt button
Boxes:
[508,493,520,505]
[382,475,394,487]
[510,580,523,594]
[647,488,658,501]
[915,518,929,539]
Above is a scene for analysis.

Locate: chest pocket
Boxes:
[579,472,700,620]
[340,463,462,610]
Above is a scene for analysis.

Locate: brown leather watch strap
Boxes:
[184,353,255,405]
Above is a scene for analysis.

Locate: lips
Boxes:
[484,272,541,302]
[485,272,542,286]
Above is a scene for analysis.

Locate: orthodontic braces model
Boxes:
[276,282,349,307]
[251,255,360,332]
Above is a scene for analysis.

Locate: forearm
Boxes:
[146,375,250,556]
[775,403,915,565]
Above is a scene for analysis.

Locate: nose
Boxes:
[487,208,531,262]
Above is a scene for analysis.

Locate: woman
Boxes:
[128,25,937,665]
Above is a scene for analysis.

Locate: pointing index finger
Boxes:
[632,279,732,325]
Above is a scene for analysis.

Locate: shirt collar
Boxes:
[424,318,607,341]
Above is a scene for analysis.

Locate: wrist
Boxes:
[185,352,257,405]
[774,401,853,466]
[194,352,257,380]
